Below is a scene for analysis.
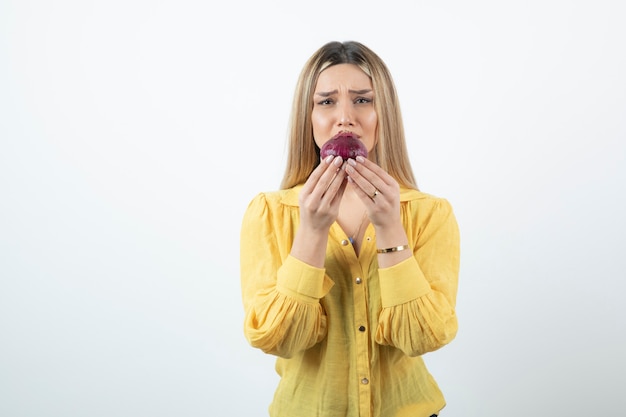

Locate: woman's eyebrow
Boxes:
[314,90,338,97]
[314,89,373,97]
[349,89,373,95]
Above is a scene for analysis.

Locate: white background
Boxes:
[1,1,625,416]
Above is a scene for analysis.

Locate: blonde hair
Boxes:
[280,41,418,190]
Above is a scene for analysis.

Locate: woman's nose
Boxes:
[337,103,354,126]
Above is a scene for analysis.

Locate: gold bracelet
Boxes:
[376,244,410,254]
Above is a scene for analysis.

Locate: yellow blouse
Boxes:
[240,185,460,417]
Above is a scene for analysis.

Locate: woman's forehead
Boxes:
[314,64,373,91]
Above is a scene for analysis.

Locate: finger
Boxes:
[353,156,395,186]
[301,155,342,196]
[321,161,348,203]
[315,156,346,196]
[347,175,380,203]
[324,170,348,209]
[345,158,387,198]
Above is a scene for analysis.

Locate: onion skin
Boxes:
[319,132,368,161]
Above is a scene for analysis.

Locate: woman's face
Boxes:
[311,63,378,155]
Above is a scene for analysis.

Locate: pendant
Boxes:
[349,237,355,244]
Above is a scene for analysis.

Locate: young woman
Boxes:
[240,40,460,417]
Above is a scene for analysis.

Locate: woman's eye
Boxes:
[317,98,333,105]
[355,97,372,104]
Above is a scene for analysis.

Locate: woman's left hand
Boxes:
[345,156,401,229]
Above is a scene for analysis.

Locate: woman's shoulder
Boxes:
[246,185,303,209]
[400,187,455,215]
[400,187,446,203]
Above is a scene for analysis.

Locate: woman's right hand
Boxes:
[289,155,347,267]
[298,155,348,232]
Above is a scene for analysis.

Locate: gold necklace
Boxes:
[348,211,368,245]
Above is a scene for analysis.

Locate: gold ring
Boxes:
[370,189,379,199]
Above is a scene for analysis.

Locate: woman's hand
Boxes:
[345,156,410,267]
[291,155,348,268]
[299,155,348,231]
[345,156,400,228]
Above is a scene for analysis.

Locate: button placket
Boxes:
[352,261,371,417]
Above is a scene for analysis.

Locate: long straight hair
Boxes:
[280,41,418,190]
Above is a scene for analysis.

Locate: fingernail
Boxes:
[347,158,357,166]
[356,156,365,163]
[333,156,343,166]
[325,155,334,164]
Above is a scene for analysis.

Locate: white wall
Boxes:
[1,1,625,416]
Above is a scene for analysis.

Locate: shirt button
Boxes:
[361,378,369,385]
[355,277,362,284]
[341,239,349,246]
[358,325,366,332]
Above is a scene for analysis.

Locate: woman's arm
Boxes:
[344,156,460,356]
[240,194,334,358]
[375,198,461,356]
[240,156,345,358]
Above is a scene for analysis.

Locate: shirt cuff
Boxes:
[276,255,335,304]
[378,256,432,307]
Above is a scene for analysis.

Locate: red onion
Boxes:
[320,132,368,161]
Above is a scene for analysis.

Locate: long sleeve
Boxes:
[375,198,460,356]
[240,193,334,358]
